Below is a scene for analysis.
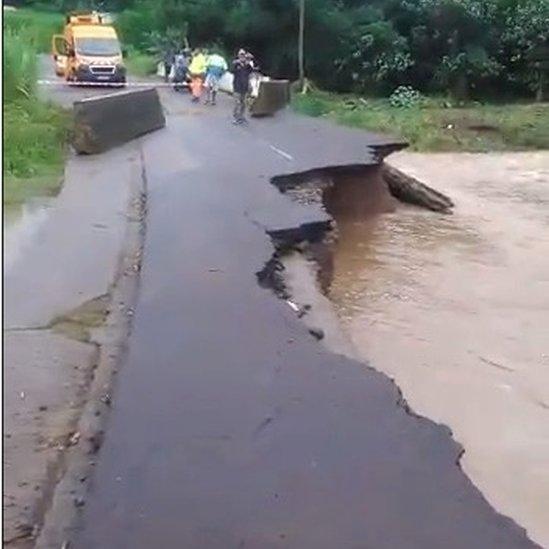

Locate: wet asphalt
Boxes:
[50,82,538,548]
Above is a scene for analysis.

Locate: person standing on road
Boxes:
[188,49,207,102]
[204,52,228,106]
[172,50,189,92]
[163,46,175,83]
[232,49,255,125]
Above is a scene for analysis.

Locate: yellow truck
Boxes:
[52,12,126,85]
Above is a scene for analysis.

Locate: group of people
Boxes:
[163,47,258,125]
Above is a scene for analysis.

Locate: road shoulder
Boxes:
[3,141,147,547]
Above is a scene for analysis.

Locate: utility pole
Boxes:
[298,0,305,92]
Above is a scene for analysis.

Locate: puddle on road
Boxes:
[4,200,52,272]
[318,156,549,546]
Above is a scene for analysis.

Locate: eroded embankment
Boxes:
[261,152,453,301]
[256,156,459,362]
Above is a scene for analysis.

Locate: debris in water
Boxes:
[382,164,454,213]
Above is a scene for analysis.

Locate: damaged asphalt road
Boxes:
[40,90,538,548]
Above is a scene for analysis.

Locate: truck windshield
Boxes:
[75,38,120,56]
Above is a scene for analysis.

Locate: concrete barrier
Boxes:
[219,72,234,93]
[72,88,166,154]
[250,80,290,117]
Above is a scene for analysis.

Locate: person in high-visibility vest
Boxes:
[204,52,228,106]
[188,49,207,102]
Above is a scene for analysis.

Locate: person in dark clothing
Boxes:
[163,47,175,83]
[172,51,189,92]
[232,49,256,125]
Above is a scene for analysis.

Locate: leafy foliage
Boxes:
[12,0,549,99]
[389,86,424,108]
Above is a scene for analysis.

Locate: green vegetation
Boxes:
[13,0,548,102]
[5,0,547,177]
[3,9,68,206]
[3,8,63,52]
[98,0,549,103]
[3,100,69,205]
[125,47,157,77]
[293,91,549,152]
[13,0,549,101]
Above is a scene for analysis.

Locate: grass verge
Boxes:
[3,9,68,206]
[292,91,549,152]
[3,100,70,206]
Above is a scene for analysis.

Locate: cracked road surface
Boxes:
[49,88,537,547]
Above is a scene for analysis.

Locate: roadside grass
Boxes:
[292,91,549,152]
[125,48,157,77]
[3,9,68,206]
[3,8,63,53]
[3,100,70,205]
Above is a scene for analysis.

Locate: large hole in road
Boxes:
[261,161,453,299]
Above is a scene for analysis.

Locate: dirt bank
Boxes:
[287,151,549,547]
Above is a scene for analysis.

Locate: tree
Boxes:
[115,0,549,99]
[298,0,305,91]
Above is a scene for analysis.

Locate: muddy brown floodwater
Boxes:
[325,152,549,547]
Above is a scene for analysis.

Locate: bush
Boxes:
[389,86,423,108]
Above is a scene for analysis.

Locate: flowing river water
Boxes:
[323,152,549,547]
